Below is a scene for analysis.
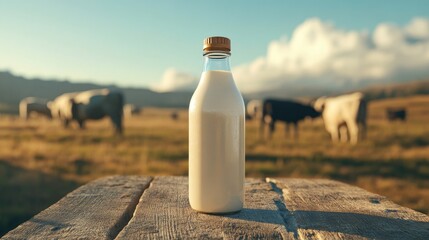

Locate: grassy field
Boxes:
[1,95,429,235]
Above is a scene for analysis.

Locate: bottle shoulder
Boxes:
[189,71,244,113]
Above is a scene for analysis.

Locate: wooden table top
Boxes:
[3,176,429,239]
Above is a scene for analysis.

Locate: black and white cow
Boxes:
[50,89,124,134]
[19,97,52,120]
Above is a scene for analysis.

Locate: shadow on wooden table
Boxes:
[224,207,429,239]
[289,210,429,239]
[0,161,79,237]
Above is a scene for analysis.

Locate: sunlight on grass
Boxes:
[1,97,429,234]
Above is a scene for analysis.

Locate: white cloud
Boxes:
[405,18,429,39]
[151,68,198,92]
[234,17,429,92]
[154,18,429,93]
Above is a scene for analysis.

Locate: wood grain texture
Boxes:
[4,176,429,240]
[270,178,429,240]
[2,176,152,240]
[116,176,294,239]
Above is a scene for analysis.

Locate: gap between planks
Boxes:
[113,176,296,240]
[267,178,299,239]
[111,177,154,240]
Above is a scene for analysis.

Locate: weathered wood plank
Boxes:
[2,176,152,240]
[5,176,429,240]
[270,178,429,240]
[116,176,294,239]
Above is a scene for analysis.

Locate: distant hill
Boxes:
[360,80,429,100]
[1,71,429,114]
[244,79,429,101]
[0,71,193,114]
[243,79,429,102]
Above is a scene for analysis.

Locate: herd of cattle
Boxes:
[247,92,367,144]
[247,92,407,144]
[19,89,136,135]
[18,89,407,144]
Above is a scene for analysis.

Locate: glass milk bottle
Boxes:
[189,36,245,213]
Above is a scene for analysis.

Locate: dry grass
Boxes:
[1,96,429,235]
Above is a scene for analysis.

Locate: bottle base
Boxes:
[191,207,242,215]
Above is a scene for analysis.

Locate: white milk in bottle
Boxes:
[189,36,245,213]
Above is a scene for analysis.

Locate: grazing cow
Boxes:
[246,99,262,120]
[171,111,179,121]
[261,99,321,139]
[123,104,141,118]
[313,92,367,144]
[386,108,406,122]
[19,97,52,120]
[50,89,124,134]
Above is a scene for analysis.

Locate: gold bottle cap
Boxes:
[203,36,231,53]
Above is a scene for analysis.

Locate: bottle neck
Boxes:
[203,52,231,72]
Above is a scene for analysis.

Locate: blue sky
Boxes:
[1,0,429,90]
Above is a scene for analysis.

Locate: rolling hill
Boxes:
[0,71,192,114]
[1,70,429,114]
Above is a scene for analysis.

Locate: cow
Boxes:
[246,99,262,120]
[50,89,124,134]
[19,97,52,120]
[123,104,141,118]
[171,111,179,121]
[386,108,406,122]
[313,92,367,145]
[261,99,321,140]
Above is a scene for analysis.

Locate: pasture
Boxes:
[1,95,429,235]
